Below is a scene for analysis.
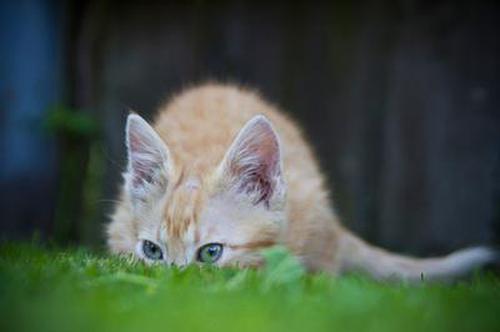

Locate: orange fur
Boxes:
[108,83,496,280]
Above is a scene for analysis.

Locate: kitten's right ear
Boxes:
[125,114,171,205]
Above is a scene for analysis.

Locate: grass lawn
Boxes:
[0,243,499,332]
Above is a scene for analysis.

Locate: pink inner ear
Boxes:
[130,156,158,187]
[127,120,165,189]
[228,118,281,206]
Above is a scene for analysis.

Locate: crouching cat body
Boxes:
[108,83,495,281]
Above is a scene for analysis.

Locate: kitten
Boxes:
[108,83,496,281]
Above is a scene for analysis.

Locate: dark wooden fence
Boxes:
[2,0,499,254]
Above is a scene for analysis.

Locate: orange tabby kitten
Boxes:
[108,83,495,281]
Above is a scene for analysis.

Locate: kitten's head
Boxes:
[108,114,287,268]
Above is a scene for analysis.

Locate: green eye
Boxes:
[197,243,223,264]
[142,240,163,260]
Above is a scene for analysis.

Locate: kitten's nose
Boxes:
[168,260,188,269]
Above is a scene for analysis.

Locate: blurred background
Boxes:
[1,0,499,256]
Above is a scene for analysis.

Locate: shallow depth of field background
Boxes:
[1,0,499,254]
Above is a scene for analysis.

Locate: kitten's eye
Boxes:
[197,243,223,264]
[142,240,163,260]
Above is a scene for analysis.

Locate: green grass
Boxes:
[1,243,499,332]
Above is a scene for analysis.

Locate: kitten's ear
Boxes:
[218,115,285,208]
[125,114,171,205]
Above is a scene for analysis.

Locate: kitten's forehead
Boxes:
[164,173,204,241]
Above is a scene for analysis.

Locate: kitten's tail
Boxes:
[337,231,497,282]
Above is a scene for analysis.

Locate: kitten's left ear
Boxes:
[218,115,285,208]
[125,114,172,206]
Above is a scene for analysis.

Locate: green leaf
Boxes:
[261,246,306,290]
